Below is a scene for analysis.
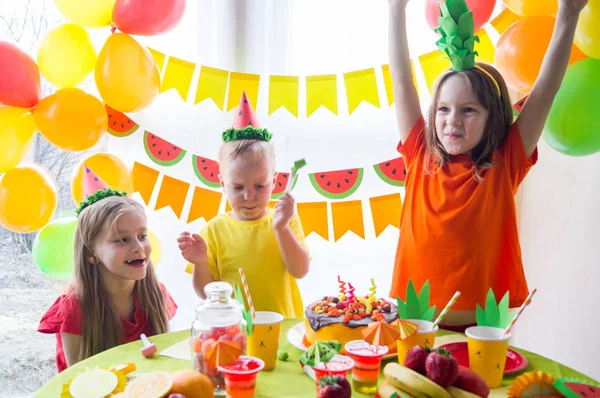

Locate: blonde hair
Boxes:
[218,139,276,175]
[425,62,513,181]
[71,196,169,362]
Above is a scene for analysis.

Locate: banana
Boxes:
[383,362,451,398]
[378,379,417,398]
[447,386,483,398]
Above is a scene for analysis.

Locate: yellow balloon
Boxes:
[147,230,162,267]
[95,33,160,113]
[71,153,132,205]
[503,0,558,16]
[575,3,600,59]
[55,0,115,28]
[0,107,36,174]
[33,88,108,152]
[37,23,96,88]
[0,164,57,233]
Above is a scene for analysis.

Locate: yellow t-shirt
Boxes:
[192,208,308,318]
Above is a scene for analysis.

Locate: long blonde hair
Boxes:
[71,196,169,362]
[425,62,514,181]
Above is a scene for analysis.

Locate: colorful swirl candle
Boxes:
[368,278,377,302]
[347,282,356,303]
[337,275,347,298]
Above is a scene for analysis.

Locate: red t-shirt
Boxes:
[38,283,177,372]
[390,116,537,310]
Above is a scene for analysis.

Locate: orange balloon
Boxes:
[33,88,107,151]
[0,164,57,233]
[71,153,132,205]
[495,16,586,93]
[95,33,160,113]
[503,0,558,16]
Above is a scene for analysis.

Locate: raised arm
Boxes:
[516,0,588,158]
[389,0,422,143]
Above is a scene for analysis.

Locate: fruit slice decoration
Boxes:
[143,130,187,167]
[271,171,298,199]
[508,371,559,398]
[123,371,173,398]
[299,340,341,367]
[553,378,600,398]
[66,368,125,398]
[396,279,436,321]
[309,168,363,200]
[362,321,400,347]
[82,163,109,199]
[397,319,419,340]
[206,340,244,368]
[476,288,513,328]
[105,104,139,137]
[373,156,407,187]
[513,95,528,117]
[192,155,221,188]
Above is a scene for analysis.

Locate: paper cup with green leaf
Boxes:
[396,280,438,365]
[466,289,514,388]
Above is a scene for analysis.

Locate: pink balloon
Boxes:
[425,0,496,33]
[112,0,186,36]
[0,41,42,108]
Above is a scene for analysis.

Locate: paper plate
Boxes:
[286,322,397,360]
[438,341,528,375]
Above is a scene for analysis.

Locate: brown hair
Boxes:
[425,62,513,181]
[218,139,276,175]
[71,196,169,362]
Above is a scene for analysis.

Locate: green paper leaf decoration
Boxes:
[436,0,479,71]
[397,280,436,321]
[397,296,407,320]
[406,281,421,319]
[418,280,431,316]
[448,0,469,21]
[498,291,510,329]
[457,11,475,41]
[476,289,512,328]
[476,304,486,326]
[422,306,436,322]
[485,289,500,327]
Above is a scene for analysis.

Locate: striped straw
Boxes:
[503,288,537,335]
[432,291,461,328]
[238,268,256,319]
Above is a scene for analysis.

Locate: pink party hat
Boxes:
[82,163,109,199]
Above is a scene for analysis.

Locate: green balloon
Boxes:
[543,58,600,156]
[32,216,78,280]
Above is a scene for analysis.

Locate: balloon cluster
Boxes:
[0,0,181,277]
[427,0,600,156]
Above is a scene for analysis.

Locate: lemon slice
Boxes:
[69,369,118,398]
[124,371,173,398]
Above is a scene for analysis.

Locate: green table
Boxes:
[35,318,596,397]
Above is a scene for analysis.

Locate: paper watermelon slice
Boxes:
[143,131,186,167]
[513,95,528,117]
[271,172,298,199]
[105,104,139,137]
[374,157,407,187]
[192,155,221,188]
[309,168,363,200]
[82,164,109,198]
[554,378,600,398]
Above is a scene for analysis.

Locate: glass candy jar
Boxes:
[191,281,247,396]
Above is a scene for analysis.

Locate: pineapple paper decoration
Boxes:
[435,0,480,71]
[396,280,436,321]
[476,288,515,328]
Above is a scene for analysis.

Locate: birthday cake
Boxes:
[303,279,399,353]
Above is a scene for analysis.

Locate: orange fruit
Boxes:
[169,369,214,398]
[124,371,173,398]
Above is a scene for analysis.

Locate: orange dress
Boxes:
[390,116,537,310]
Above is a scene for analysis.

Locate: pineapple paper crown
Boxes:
[396,280,436,321]
[222,91,272,143]
[434,0,480,71]
[476,288,515,328]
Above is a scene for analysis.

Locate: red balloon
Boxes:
[112,0,186,36]
[0,41,42,108]
[425,0,497,32]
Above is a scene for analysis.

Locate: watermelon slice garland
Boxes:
[192,155,221,189]
[373,157,407,187]
[272,172,298,199]
[143,131,187,167]
[309,168,363,200]
[105,104,139,137]
[513,95,528,117]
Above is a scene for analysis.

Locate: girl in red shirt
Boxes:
[388,0,588,330]
[38,191,177,372]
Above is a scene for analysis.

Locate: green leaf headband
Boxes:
[435,0,501,96]
[222,126,272,143]
[75,188,128,216]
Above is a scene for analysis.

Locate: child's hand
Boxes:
[273,193,295,231]
[177,232,207,265]
[558,0,588,18]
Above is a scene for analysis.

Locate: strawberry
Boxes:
[318,375,351,398]
[404,345,429,374]
[425,348,459,388]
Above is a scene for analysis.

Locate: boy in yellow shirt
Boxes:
[178,92,310,318]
